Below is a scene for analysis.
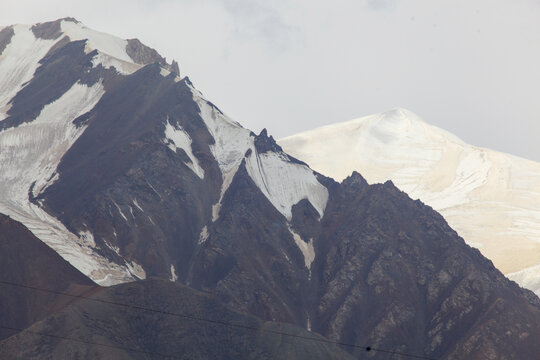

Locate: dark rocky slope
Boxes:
[31,55,540,359]
[39,65,221,280]
[189,163,540,359]
[0,214,95,341]
[311,173,540,359]
[0,279,354,360]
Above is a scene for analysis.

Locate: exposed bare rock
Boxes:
[126,38,179,74]
[0,26,14,56]
[31,18,78,40]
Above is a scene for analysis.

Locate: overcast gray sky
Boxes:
[2,0,540,161]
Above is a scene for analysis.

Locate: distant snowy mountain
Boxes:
[279,108,540,295]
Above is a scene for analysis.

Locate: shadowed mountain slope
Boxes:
[0,279,354,360]
[0,214,95,341]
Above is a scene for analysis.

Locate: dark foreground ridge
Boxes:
[0,279,354,360]
[0,214,95,341]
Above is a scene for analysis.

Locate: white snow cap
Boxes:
[0,18,177,284]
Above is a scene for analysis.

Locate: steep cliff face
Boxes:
[2,18,540,359]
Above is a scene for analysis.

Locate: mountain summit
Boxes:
[3,18,540,359]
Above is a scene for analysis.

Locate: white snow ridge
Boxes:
[0,25,59,121]
[190,85,328,221]
[245,151,328,221]
[61,20,143,75]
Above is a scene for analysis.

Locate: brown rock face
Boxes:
[309,173,540,359]
[31,18,78,40]
[186,167,540,359]
[126,38,180,74]
[0,26,14,56]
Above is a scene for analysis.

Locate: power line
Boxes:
[0,280,437,360]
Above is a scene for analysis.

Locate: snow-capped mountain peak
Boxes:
[0,18,327,285]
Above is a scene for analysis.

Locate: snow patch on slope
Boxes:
[191,86,252,174]
[126,261,146,280]
[0,81,134,285]
[198,225,209,244]
[508,265,540,296]
[90,51,142,75]
[78,230,96,247]
[61,20,142,75]
[288,226,315,272]
[246,151,328,220]
[164,118,204,179]
[190,85,328,220]
[61,20,131,62]
[212,163,240,221]
[0,25,60,121]
[133,198,143,212]
[170,264,178,282]
[112,200,128,222]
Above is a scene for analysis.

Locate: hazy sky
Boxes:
[2,0,540,161]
